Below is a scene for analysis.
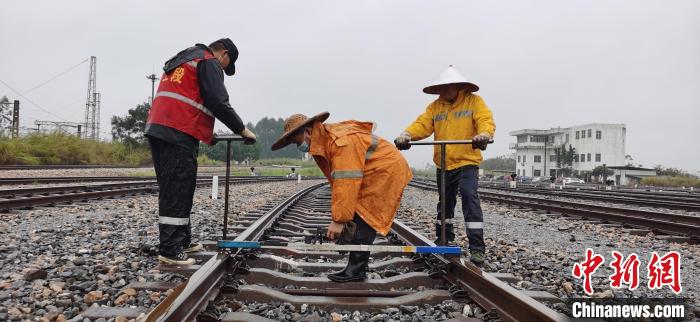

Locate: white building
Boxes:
[509,123,626,178]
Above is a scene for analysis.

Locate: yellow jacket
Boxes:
[404,90,495,170]
[309,120,413,236]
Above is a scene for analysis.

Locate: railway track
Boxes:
[479,185,700,212]
[78,183,564,321]
[0,175,297,185]
[0,177,305,211]
[408,180,700,238]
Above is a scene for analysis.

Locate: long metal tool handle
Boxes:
[409,139,494,145]
[213,135,246,241]
[223,141,231,240]
[407,139,494,246]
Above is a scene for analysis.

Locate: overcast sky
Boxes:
[1,1,698,173]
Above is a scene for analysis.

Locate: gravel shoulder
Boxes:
[398,186,700,317]
[0,180,319,321]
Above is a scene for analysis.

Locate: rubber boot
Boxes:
[327,251,370,283]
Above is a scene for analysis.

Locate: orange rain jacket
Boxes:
[309,120,413,236]
[405,90,496,170]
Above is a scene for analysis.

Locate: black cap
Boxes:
[214,38,239,76]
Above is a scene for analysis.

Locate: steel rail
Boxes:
[147,183,325,322]
[0,175,305,185]
[408,181,700,237]
[391,220,566,322]
[0,177,306,211]
[484,186,700,212]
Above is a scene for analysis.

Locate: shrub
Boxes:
[640,176,700,188]
[0,132,151,166]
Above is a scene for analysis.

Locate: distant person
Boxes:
[145,38,256,265]
[393,65,495,265]
[250,167,255,176]
[272,112,412,282]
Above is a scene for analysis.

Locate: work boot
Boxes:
[327,251,370,283]
[183,242,203,253]
[158,252,196,265]
[470,250,485,266]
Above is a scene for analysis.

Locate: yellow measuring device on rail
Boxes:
[217,240,462,255]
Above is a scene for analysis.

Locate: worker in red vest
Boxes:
[145,38,256,265]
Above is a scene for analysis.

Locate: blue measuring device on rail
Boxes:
[217,240,462,255]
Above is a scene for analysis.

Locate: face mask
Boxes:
[297,141,309,152]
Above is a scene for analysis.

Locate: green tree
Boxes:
[200,127,261,162]
[253,117,302,159]
[481,155,515,171]
[111,102,149,147]
[554,144,576,177]
[654,165,691,177]
[591,165,614,179]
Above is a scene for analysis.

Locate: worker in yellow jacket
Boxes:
[272,112,413,282]
[394,65,495,265]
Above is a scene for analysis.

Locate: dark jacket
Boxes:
[145,44,245,150]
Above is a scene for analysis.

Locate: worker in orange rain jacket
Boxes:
[394,65,495,265]
[271,112,413,282]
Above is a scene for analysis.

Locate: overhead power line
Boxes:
[0,78,70,122]
[21,58,89,94]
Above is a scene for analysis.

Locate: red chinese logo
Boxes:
[572,248,605,295]
[647,251,682,294]
[572,250,682,295]
[609,251,640,290]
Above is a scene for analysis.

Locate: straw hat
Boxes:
[422,65,479,94]
[271,112,330,151]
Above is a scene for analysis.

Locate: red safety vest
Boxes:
[146,51,216,145]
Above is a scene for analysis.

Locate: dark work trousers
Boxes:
[349,213,377,258]
[148,136,199,257]
[435,165,485,252]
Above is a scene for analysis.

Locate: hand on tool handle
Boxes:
[472,134,492,151]
[393,132,412,150]
[326,221,357,242]
[238,128,257,145]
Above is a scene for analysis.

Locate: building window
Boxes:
[531,136,546,143]
[534,170,541,177]
[522,155,526,163]
[534,155,542,163]
[580,154,586,162]
[574,154,578,162]
[550,155,557,162]
[575,131,580,139]
[517,155,521,162]
[517,135,527,143]
[587,153,591,162]
[595,153,601,162]
[596,130,602,139]
[587,129,592,138]
[565,133,570,142]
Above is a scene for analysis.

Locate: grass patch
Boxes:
[640,176,700,188]
[0,133,151,166]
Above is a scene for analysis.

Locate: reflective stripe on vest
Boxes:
[331,170,364,179]
[155,91,214,117]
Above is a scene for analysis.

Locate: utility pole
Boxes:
[12,100,19,138]
[146,73,159,106]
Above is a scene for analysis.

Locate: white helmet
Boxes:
[423,65,479,94]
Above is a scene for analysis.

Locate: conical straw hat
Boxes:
[423,65,479,94]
